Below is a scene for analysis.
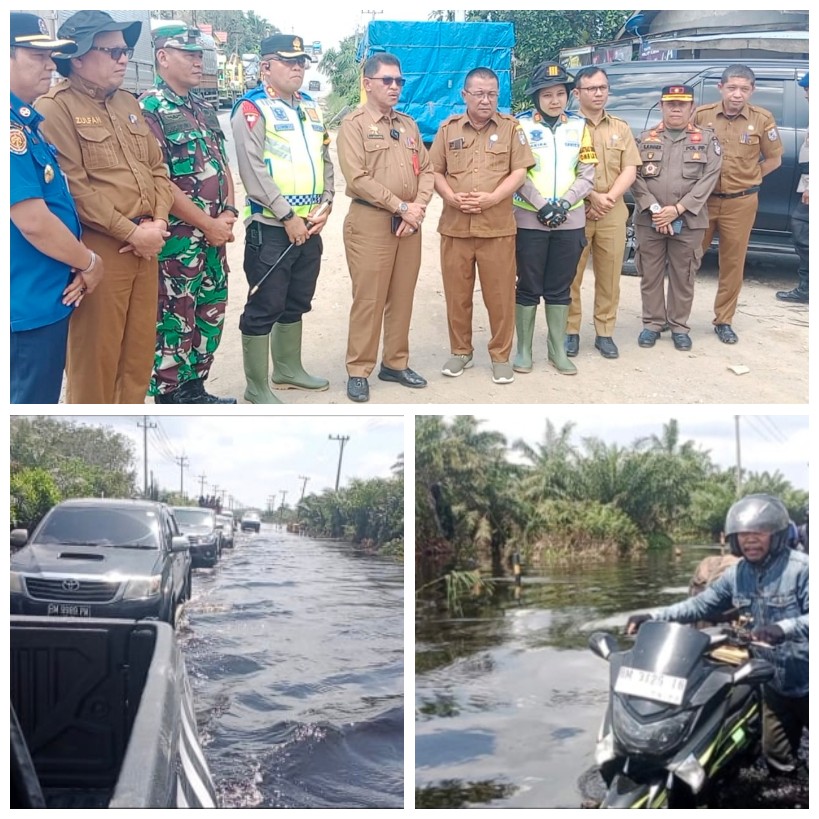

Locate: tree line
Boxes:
[416,416,808,583]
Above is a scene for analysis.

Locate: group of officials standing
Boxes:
[10,11,806,403]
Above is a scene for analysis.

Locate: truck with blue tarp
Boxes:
[356,20,515,144]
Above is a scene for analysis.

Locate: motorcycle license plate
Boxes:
[615,666,686,705]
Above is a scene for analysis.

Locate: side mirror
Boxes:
[732,657,775,686]
[588,631,618,661]
[10,529,29,550]
[171,535,190,553]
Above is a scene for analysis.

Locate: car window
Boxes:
[33,506,161,549]
[173,508,215,527]
[701,78,786,122]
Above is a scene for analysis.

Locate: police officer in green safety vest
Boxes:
[231,33,334,404]
[513,61,597,378]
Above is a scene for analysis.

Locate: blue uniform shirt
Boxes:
[10,91,80,332]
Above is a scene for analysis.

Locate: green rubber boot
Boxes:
[545,304,577,376]
[242,334,282,404]
[513,304,537,373]
[270,321,329,391]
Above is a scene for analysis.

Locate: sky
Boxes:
[437,409,809,490]
[55,415,404,510]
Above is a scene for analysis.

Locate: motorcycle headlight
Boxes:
[122,576,162,600]
[10,571,24,594]
[612,698,694,757]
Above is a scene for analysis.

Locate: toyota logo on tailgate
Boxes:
[62,579,81,591]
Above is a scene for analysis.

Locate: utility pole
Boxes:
[362,9,383,21]
[279,490,288,528]
[299,475,310,503]
[328,434,350,492]
[268,494,276,515]
[735,415,742,499]
[197,472,207,501]
[175,453,190,499]
[137,416,157,497]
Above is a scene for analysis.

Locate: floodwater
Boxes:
[178,525,403,808]
[415,545,808,809]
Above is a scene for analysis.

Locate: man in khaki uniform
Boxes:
[430,67,535,384]
[568,66,641,360]
[693,65,783,344]
[336,53,434,403]
[38,11,173,403]
[632,85,722,351]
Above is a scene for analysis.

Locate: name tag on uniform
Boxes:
[274,123,295,132]
[448,138,464,149]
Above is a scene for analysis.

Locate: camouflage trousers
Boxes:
[150,235,228,396]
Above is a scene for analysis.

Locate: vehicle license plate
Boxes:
[615,666,686,705]
[47,603,91,617]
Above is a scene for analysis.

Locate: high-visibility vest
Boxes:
[237,87,326,218]
[514,109,595,212]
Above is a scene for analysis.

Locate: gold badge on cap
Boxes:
[44,163,55,183]
[548,65,559,76]
[293,37,302,50]
[10,126,27,155]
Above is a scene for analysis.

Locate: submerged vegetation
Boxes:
[416,416,807,605]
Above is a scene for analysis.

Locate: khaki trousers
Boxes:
[344,203,422,377]
[66,230,158,404]
[440,234,516,362]
[568,199,628,336]
[702,193,758,325]
[634,223,705,333]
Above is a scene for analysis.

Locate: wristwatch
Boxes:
[649,203,662,214]
[281,209,296,222]
[222,204,239,217]
[397,202,408,215]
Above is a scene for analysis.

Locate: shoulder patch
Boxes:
[767,127,780,142]
[10,125,27,155]
[241,100,262,128]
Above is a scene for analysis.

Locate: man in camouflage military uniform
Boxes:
[139,23,237,403]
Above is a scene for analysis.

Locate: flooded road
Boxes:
[415,545,808,809]
[178,525,403,808]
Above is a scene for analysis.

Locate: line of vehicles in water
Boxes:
[9,497,264,809]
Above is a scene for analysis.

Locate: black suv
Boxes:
[10,499,192,626]
[570,59,808,255]
[172,506,222,567]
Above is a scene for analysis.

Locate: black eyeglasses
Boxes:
[89,45,134,61]
[366,75,406,88]
[269,55,310,68]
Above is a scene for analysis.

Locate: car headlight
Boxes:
[122,576,162,600]
[612,698,694,757]
[10,571,24,594]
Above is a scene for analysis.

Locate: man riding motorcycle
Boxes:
[627,494,808,780]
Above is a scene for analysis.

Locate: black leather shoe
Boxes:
[378,365,427,388]
[346,376,370,402]
[594,336,619,359]
[565,334,579,357]
[637,329,660,348]
[776,288,809,304]
[714,324,738,344]
[671,332,692,351]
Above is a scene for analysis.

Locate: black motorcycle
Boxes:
[588,620,774,808]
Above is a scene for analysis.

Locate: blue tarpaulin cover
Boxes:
[358,21,515,143]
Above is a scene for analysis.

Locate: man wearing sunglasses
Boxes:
[232,34,334,404]
[37,11,173,403]
[139,24,238,404]
[336,53,434,403]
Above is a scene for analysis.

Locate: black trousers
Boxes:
[515,227,587,306]
[790,201,808,293]
[239,221,323,336]
[762,685,808,773]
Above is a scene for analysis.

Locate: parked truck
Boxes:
[11,616,217,808]
[356,20,515,144]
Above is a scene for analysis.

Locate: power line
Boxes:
[744,416,777,445]
[760,415,788,444]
